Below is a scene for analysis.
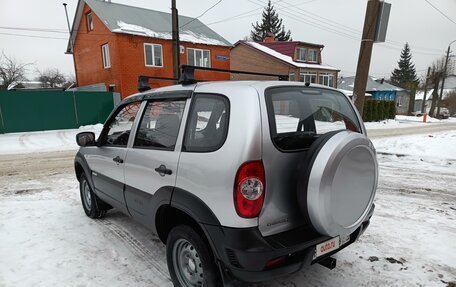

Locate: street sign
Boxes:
[215,55,230,60]
[374,1,391,43]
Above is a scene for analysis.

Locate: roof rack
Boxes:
[137,65,290,91]
[179,65,289,85]
[137,75,177,92]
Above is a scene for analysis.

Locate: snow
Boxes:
[0,124,103,155]
[415,88,455,100]
[112,21,229,46]
[1,125,456,286]
[245,41,339,71]
[372,130,456,166]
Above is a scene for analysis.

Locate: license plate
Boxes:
[313,236,340,259]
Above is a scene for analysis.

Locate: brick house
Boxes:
[231,35,339,88]
[67,0,231,98]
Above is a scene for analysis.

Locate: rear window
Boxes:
[265,86,361,151]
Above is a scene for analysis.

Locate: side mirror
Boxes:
[76,132,96,147]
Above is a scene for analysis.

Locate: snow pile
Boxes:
[372,130,456,160]
[0,124,103,155]
[395,115,455,123]
[113,21,228,46]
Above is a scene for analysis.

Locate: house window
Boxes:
[187,48,210,67]
[86,12,94,31]
[101,44,111,69]
[144,43,163,67]
[300,72,317,83]
[297,47,307,61]
[319,72,334,87]
[308,49,318,62]
[289,72,295,81]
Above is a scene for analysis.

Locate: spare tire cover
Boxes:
[297,130,378,237]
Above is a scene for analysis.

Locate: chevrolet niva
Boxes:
[75,80,378,286]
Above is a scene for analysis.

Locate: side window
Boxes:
[134,100,186,150]
[184,94,229,152]
[104,102,141,147]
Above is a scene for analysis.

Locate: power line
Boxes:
[0,26,68,34]
[250,0,445,56]
[180,0,223,28]
[423,0,456,25]
[0,32,67,40]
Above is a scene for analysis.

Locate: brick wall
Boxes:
[230,43,292,81]
[74,4,121,93]
[230,42,338,88]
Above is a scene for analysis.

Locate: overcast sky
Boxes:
[0,0,455,81]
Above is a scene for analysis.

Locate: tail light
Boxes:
[234,160,265,218]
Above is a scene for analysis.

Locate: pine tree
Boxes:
[250,0,291,41]
[390,43,419,89]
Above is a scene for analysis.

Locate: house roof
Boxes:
[259,41,324,58]
[237,41,338,71]
[415,88,454,101]
[67,0,231,53]
[415,75,456,100]
[337,76,404,92]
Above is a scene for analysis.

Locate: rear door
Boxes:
[124,93,189,229]
[87,101,142,214]
[259,86,363,236]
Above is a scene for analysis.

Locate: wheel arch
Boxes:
[155,187,222,259]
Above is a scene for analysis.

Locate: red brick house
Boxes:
[231,35,339,88]
[67,0,231,98]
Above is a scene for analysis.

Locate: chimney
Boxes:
[263,32,275,42]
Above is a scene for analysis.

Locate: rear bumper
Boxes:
[203,204,375,283]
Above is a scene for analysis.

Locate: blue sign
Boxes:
[215,55,230,60]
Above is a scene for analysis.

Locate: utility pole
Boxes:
[171,0,180,83]
[353,0,381,117]
[421,67,430,113]
[63,3,78,86]
[436,41,455,116]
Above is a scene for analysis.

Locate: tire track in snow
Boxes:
[97,218,171,285]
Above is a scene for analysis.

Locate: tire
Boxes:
[79,173,108,219]
[297,130,378,237]
[166,225,220,287]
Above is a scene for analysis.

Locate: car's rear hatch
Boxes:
[256,84,363,236]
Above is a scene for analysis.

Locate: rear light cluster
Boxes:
[234,160,265,218]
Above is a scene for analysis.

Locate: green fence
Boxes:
[0,90,115,133]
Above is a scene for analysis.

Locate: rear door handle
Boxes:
[113,156,124,164]
[154,164,172,176]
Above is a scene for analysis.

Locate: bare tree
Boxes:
[0,52,31,90]
[444,90,456,116]
[427,57,446,117]
[36,68,66,88]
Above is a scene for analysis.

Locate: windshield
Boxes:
[265,86,361,151]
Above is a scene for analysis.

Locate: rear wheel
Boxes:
[166,225,220,287]
[79,173,108,219]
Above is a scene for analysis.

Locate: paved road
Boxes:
[367,122,456,138]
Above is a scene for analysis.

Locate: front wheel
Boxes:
[166,225,221,287]
[79,173,108,219]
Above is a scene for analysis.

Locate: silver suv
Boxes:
[75,81,378,286]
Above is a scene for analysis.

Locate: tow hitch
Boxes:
[318,257,337,270]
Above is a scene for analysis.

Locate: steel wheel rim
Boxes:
[82,180,92,211]
[172,238,204,287]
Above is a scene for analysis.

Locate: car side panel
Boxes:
[175,85,261,228]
